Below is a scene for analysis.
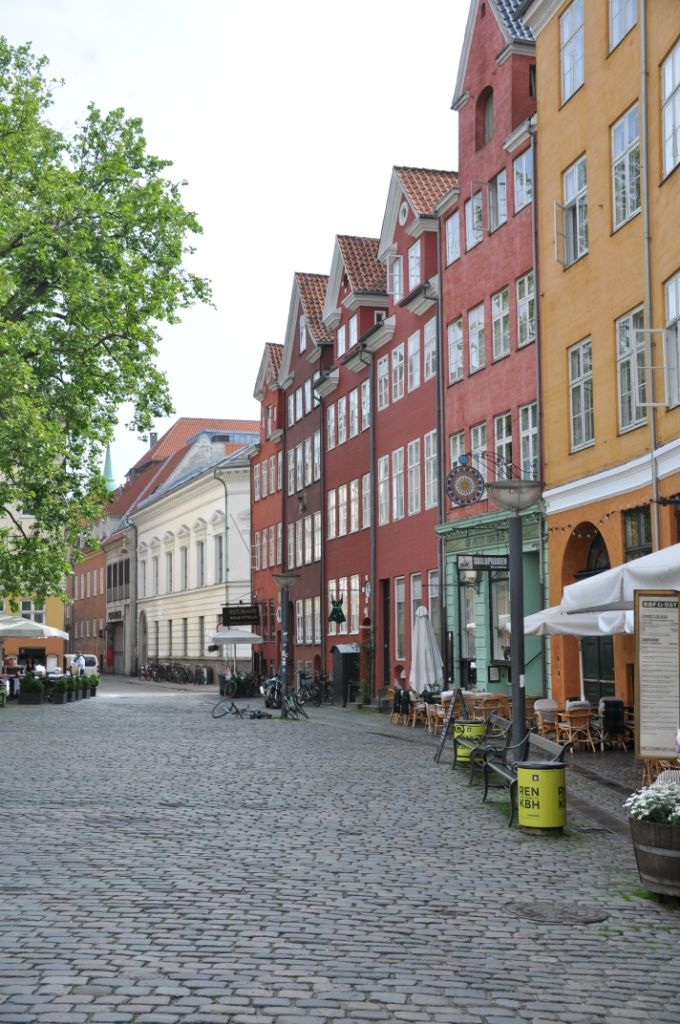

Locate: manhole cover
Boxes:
[506,900,608,924]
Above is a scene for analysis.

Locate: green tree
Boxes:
[0,39,211,600]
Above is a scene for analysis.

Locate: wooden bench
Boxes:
[482,731,572,826]
[452,713,512,783]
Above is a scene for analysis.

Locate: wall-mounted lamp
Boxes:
[297,492,307,513]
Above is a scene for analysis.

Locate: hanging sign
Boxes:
[222,604,260,627]
[446,465,485,506]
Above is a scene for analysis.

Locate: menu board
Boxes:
[635,591,680,759]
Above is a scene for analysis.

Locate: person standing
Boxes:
[74,651,86,677]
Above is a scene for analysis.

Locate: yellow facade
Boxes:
[527,0,680,702]
[2,595,66,669]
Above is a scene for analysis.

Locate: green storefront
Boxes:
[436,507,547,695]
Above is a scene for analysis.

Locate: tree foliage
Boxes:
[0,39,211,600]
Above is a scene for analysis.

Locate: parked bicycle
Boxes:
[219,670,259,699]
[296,671,322,706]
[260,675,308,719]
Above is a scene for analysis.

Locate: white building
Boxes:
[131,436,255,678]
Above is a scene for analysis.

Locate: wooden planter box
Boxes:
[630,817,680,898]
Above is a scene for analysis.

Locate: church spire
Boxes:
[103,444,116,493]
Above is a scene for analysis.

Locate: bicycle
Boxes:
[284,690,309,720]
[296,672,322,706]
[211,698,246,719]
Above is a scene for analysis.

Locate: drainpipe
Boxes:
[640,0,659,551]
[355,343,376,691]
[528,116,547,695]
[318,385,327,677]
[122,517,138,675]
[430,218,448,684]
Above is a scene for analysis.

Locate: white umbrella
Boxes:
[409,606,444,695]
[524,606,634,637]
[0,612,69,640]
[560,542,680,613]
[208,628,263,645]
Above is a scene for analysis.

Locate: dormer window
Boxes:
[388,255,403,303]
[299,316,307,353]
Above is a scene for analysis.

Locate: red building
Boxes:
[278,273,332,682]
[372,167,457,691]
[438,0,541,693]
[317,235,388,692]
[251,343,284,679]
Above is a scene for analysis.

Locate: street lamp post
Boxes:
[272,572,300,718]
[484,478,542,750]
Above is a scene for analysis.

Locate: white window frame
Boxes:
[609,0,636,51]
[617,305,646,431]
[665,270,680,408]
[350,574,360,635]
[407,331,421,392]
[337,395,347,444]
[349,388,359,437]
[327,489,337,540]
[392,447,404,521]
[295,520,303,568]
[377,356,389,411]
[445,210,460,264]
[465,192,483,249]
[378,455,390,526]
[569,337,594,450]
[287,450,295,495]
[663,41,680,178]
[560,0,584,104]
[558,155,588,266]
[424,430,438,510]
[313,512,321,561]
[337,483,348,537]
[349,314,358,349]
[469,303,485,373]
[471,422,487,477]
[313,430,321,481]
[295,387,303,421]
[328,580,337,637]
[337,323,346,359]
[362,472,371,529]
[295,443,303,491]
[349,479,359,533]
[517,270,536,347]
[494,412,513,480]
[491,287,510,360]
[488,168,507,232]
[448,318,463,383]
[327,404,336,450]
[395,576,406,660]
[361,378,371,430]
[520,402,539,480]
[612,104,640,230]
[253,463,260,501]
[388,255,403,303]
[514,148,533,212]
[304,516,313,565]
[392,344,405,402]
[304,436,312,487]
[449,431,465,469]
[407,240,421,292]
[424,318,436,381]
[407,439,421,516]
[287,523,295,570]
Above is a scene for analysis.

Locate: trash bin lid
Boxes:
[519,761,565,770]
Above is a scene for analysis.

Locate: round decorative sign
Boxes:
[446,465,485,506]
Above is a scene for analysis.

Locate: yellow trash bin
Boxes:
[452,720,486,762]
[517,761,567,830]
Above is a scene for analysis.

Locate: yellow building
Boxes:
[522,0,680,703]
[1,596,66,671]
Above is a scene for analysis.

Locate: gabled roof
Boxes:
[254,342,284,401]
[378,167,458,262]
[323,236,387,328]
[452,0,534,110]
[279,272,331,385]
[297,273,333,345]
[337,236,386,294]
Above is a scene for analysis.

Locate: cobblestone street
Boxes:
[1,678,679,1024]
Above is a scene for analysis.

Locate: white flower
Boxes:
[624,783,680,825]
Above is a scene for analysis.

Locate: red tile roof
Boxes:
[337,236,386,294]
[266,342,283,376]
[132,417,259,471]
[395,167,458,216]
[295,272,333,345]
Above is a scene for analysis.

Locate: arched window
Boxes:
[476,87,494,149]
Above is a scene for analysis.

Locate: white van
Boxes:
[65,653,100,677]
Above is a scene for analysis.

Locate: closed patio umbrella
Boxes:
[409,606,444,695]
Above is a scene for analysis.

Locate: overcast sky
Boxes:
[3,0,466,485]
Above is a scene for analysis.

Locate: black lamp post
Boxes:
[272,572,300,718]
[484,478,542,750]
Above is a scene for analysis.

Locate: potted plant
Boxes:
[18,673,44,705]
[81,677,90,698]
[50,677,68,705]
[66,676,76,702]
[89,674,100,697]
[625,782,680,898]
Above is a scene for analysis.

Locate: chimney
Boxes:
[149,431,158,449]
